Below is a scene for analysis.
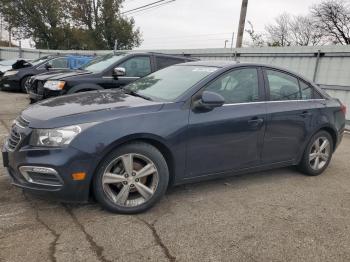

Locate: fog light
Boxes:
[72,172,86,181]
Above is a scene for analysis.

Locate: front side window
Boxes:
[119,56,152,77]
[49,58,68,68]
[266,70,300,101]
[204,68,259,104]
[82,53,127,73]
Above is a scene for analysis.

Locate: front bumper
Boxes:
[2,144,99,202]
[0,77,21,91]
[28,88,62,102]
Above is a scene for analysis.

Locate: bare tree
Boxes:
[311,0,350,45]
[265,13,292,46]
[245,21,265,47]
[289,15,325,46]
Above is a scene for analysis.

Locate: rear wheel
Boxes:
[298,131,333,176]
[93,142,169,213]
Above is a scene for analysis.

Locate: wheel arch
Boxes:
[297,124,338,164]
[88,134,176,197]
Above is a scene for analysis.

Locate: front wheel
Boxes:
[93,142,169,214]
[298,131,333,176]
[20,76,31,93]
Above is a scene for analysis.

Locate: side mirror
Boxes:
[45,63,52,70]
[113,67,126,78]
[194,91,225,110]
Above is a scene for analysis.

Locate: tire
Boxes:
[298,130,333,176]
[20,76,30,93]
[93,142,169,214]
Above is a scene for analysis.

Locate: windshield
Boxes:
[126,65,218,101]
[81,53,127,73]
[30,57,50,66]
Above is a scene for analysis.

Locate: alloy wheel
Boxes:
[102,153,159,207]
[309,136,331,171]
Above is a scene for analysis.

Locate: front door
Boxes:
[101,56,152,89]
[186,67,266,178]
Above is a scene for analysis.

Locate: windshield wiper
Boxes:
[121,87,153,101]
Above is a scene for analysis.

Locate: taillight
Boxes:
[340,104,347,115]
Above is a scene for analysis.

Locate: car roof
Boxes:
[107,51,197,60]
[181,60,240,67]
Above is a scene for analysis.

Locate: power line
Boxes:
[144,32,233,40]
[122,0,174,14]
[125,0,176,16]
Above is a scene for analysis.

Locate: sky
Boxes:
[15,0,321,49]
[123,0,319,50]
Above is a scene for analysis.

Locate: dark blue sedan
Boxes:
[2,61,346,213]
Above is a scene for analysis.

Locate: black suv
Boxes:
[27,52,196,102]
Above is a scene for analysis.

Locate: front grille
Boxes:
[6,115,29,151]
[7,127,21,151]
[37,81,45,95]
[15,115,29,128]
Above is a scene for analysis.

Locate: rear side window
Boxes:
[299,81,313,99]
[204,68,259,104]
[119,56,151,77]
[156,56,185,70]
[266,70,300,101]
[266,69,319,101]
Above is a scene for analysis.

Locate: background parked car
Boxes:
[27,52,197,103]
[0,59,32,78]
[0,55,94,92]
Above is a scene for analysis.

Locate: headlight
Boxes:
[44,80,65,90]
[30,125,81,147]
[4,70,18,76]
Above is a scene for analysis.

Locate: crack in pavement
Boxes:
[23,192,60,262]
[62,204,111,262]
[136,217,176,262]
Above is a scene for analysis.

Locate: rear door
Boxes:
[101,55,153,89]
[261,68,316,164]
[186,66,267,178]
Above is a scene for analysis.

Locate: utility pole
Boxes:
[0,14,3,42]
[230,32,235,50]
[236,0,248,48]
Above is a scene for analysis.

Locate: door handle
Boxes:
[300,111,312,118]
[248,117,264,126]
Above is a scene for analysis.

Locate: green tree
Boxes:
[0,0,142,50]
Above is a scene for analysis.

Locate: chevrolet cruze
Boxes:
[2,61,346,213]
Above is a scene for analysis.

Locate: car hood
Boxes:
[0,65,12,73]
[33,69,77,81]
[45,70,93,80]
[22,90,164,128]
